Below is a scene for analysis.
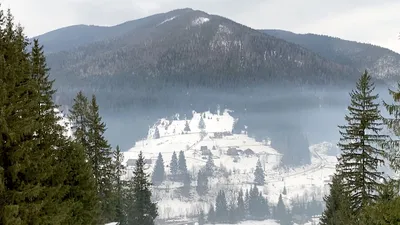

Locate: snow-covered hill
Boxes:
[122,110,337,224]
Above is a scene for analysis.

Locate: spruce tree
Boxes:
[320,174,354,225]
[178,150,188,176]
[87,95,115,222]
[126,151,158,225]
[382,82,400,171]
[60,141,100,225]
[244,189,250,217]
[237,189,245,221]
[184,120,191,132]
[228,201,238,223]
[196,170,208,196]
[152,152,165,186]
[254,159,265,185]
[205,154,215,176]
[282,186,287,195]
[70,93,116,223]
[170,151,178,179]
[113,145,126,224]
[68,91,89,147]
[215,190,228,223]
[337,71,387,213]
[199,116,206,130]
[275,194,287,222]
[181,172,191,197]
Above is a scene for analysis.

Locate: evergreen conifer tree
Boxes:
[184,120,191,132]
[152,152,165,186]
[237,189,245,221]
[276,194,287,222]
[181,172,191,197]
[254,159,265,185]
[196,170,208,196]
[337,71,387,213]
[87,95,116,222]
[244,189,250,217]
[320,174,354,225]
[170,151,178,179]
[282,186,287,195]
[199,116,206,130]
[382,82,400,171]
[113,145,126,224]
[205,154,215,176]
[178,150,188,176]
[126,151,158,225]
[228,201,238,224]
[215,190,228,223]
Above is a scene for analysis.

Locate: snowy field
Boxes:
[122,110,337,223]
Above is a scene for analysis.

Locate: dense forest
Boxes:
[2,5,400,225]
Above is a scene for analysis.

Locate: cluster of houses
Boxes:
[199,145,256,162]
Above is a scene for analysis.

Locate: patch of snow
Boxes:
[192,17,210,26]
[157,16,177,26]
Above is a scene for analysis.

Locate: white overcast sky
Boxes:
[2,0,400,53]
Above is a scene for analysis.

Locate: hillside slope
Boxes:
[41,8,358,90]
[261,29,400,80]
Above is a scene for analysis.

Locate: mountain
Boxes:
[261,29,400,80]
[40,8,359,94]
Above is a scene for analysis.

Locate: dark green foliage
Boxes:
[254,159,265,185]
[126,151,158,225]
[113,145,126,225]
[207,204,216,224]
[244,189,250,217]
[359,180,400,225]
[198,209,206,225]
[181,172,191,197]
[204,154,215,176]
[337,70,387,213]
[184,120,191,132]
[60,141,100,225]
[382,82,400,172]
[248,185,269,220]
[169,151,178,179]
[228,201,238,224]
[0,9,98,224]
[196,170,208,196]
[69,92,116,223]
[198,116,206,130]
[152,152,165,186]
[275,194,292,225]
[215,190,228,223]
[178,150,188,176]
[236,189,245,221]
[319,174,354,225]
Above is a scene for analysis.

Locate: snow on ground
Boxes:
[158,16,177,26]
[123,110,337,222]
[206,220,279,225]
[192,17,210,26]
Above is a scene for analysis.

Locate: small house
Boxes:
[227,147,239,156]
[244,148,255,156]
[126,159,136,167]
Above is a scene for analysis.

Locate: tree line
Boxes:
[0,7,157,225]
